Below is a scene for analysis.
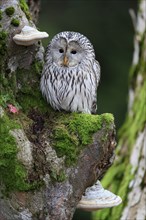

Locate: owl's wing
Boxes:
[91,60,100,114]
[92,60,100,86]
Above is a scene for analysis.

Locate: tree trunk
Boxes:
[0,1,116,219]
[93,0,146,219]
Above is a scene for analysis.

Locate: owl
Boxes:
[40,31,100,114]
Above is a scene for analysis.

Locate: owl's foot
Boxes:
[77,180,122,211]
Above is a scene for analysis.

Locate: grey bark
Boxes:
[27,0,41,24]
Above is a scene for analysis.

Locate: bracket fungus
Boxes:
[13,25,49,46]
[77,181,122,211]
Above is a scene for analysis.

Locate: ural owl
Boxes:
[40,31,100,114]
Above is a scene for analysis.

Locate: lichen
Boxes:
[11,18,20,27]
[53,113,114,166]
[5,7,15,17]
[19,0,31,20]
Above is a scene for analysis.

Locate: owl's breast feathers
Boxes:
[40,60,100,114]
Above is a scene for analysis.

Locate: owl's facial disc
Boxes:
[52,38,83,68]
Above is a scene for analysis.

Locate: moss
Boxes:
[11,18,20,27]
[19,0,31,20]
[53,113,114,166]
[129,32,146,86]
[0,30,8,56]
[119,80,146,150]
[15,61,49,113]
[0,10,2,20]
[50,169,66,182]
[0,113,37,192]
[111,165,133,219]
[5,7,15,16]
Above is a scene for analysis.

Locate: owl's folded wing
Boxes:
[93,60,101,86]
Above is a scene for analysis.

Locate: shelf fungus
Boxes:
[13,26,49,46]
[77,181,122,211]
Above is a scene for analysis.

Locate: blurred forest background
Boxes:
[38,0,137,219]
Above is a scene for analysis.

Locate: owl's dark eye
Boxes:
[71,50,77,54]
[59,48,64,53]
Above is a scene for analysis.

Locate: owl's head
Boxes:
[47,31,95,68]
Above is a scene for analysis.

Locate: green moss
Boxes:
[0,10,2,20]
[119,80,146,150]
[5,7,15,16]
[0,113,36,192]
[50,169,66,182]
[20,0,31,20]
[11,18,20,27]
[16,61,49,113]
[53,113,114,166]
[0,30,8,56]
[129,32,146,85]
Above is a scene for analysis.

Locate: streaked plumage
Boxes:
[40,31,100,114]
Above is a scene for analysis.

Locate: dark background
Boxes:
[38,0,137,219]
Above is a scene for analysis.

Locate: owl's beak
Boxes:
[63,56,68,66]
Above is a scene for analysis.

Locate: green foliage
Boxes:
[53,113,114,166]
[19,0,31,20]
[11,18,20,27]
[5,7,15,16]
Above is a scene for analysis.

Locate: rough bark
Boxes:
[27,0,41,24]
[0,1,116,220]
[93,0,146,220]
